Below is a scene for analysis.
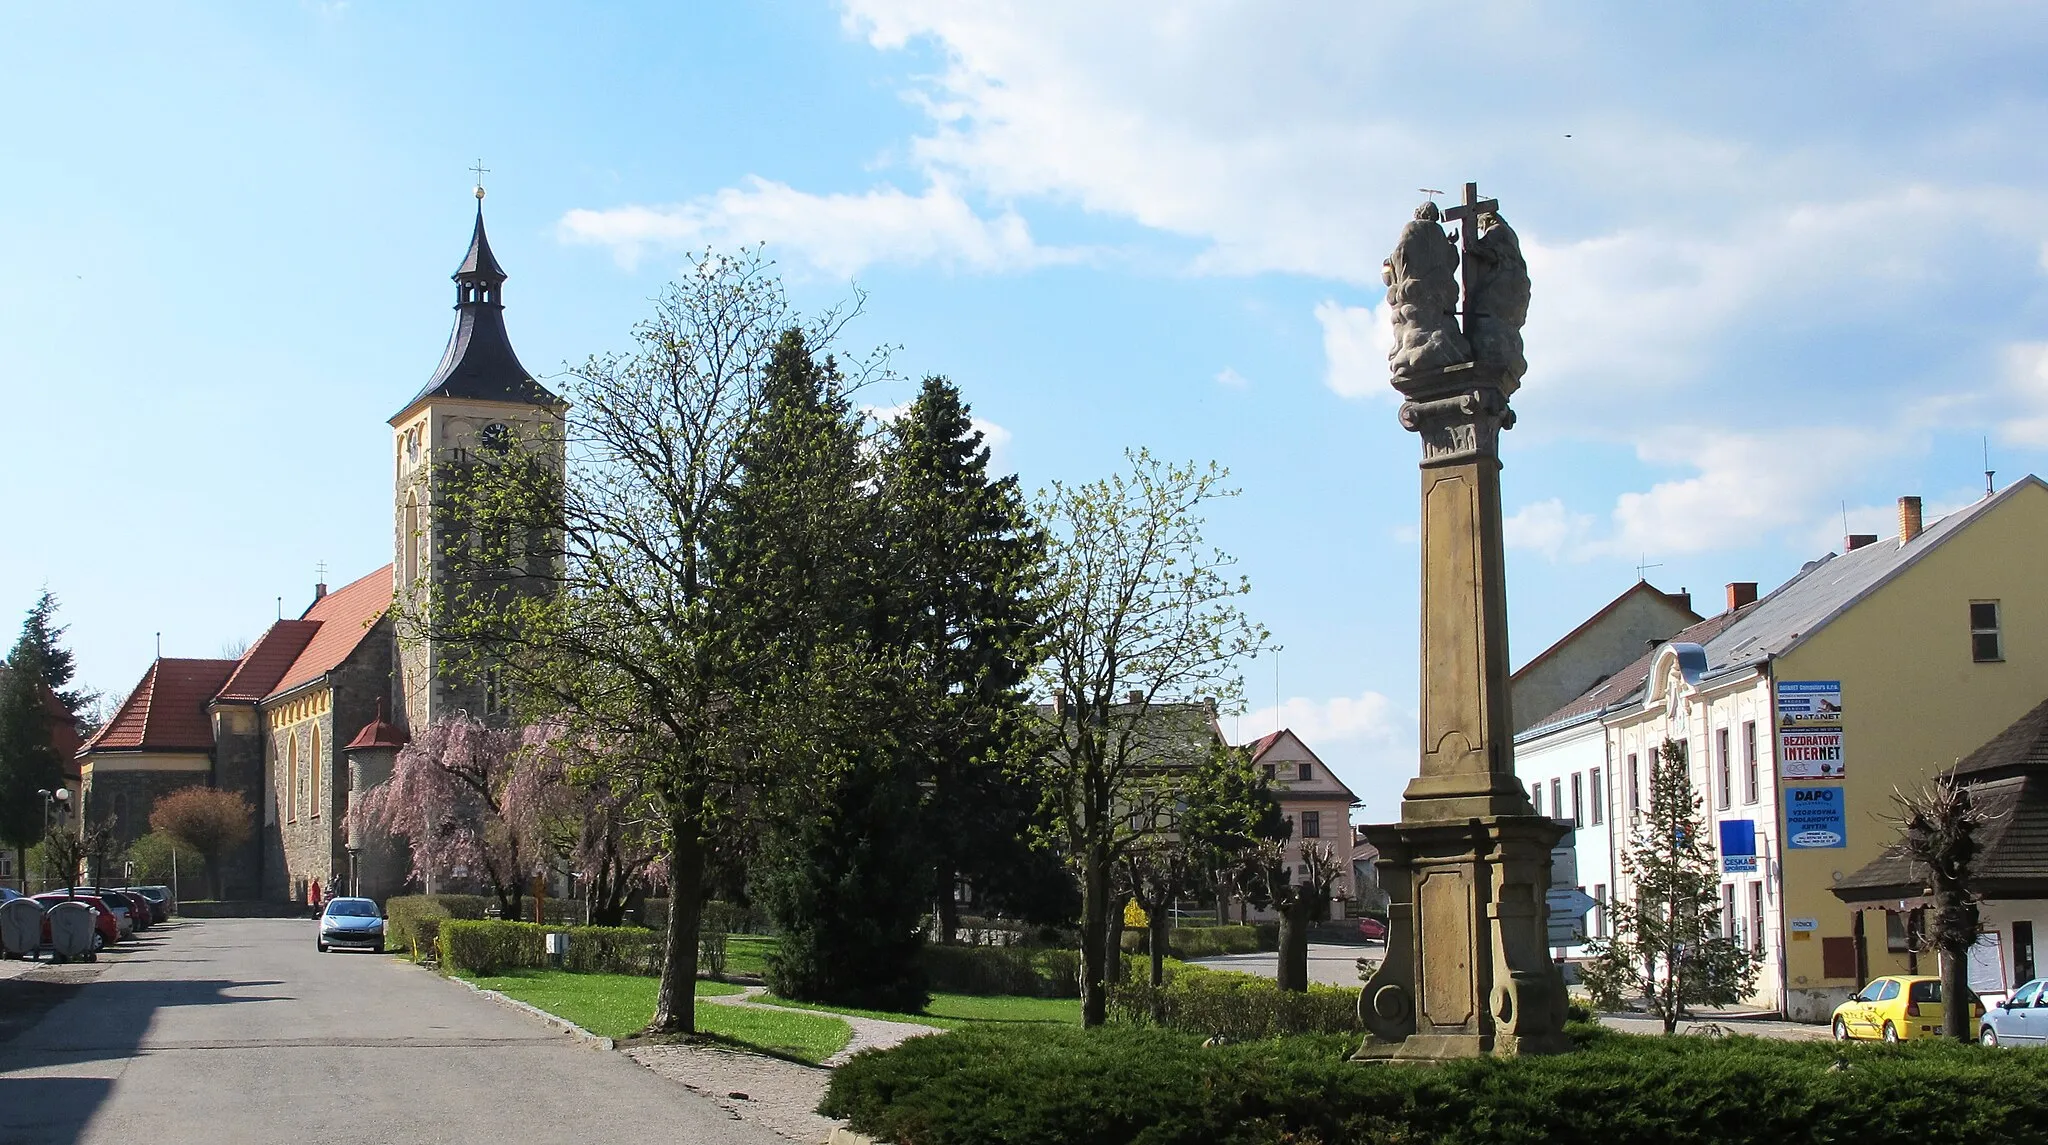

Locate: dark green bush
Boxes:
[439,919,659,976]
[385,894,489,959]
[824,1022,2048,1145]
[1107,964,1358,1039]
[920,945,1082,998]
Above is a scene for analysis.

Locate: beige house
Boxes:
[1510,580,1700,734]
[1241,728,1361,912]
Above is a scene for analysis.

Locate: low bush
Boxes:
[1107,964,1358,1040]
[1120,924,1262,959]
[385,894,489,959]
[920,945,1083,998]
[440,919,658,976]
[824,1022,2048,1145]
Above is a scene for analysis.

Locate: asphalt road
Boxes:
[1191,942,1381,987]
[0,917,787,1145]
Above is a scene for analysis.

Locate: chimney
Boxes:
[1845,534,1879,551]
[313,582,328,601]
[1899,496,1923,544]
[1127,690,1145,706]
[1725,582,1758,612]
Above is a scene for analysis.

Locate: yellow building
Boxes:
[1598,478,2048,1020]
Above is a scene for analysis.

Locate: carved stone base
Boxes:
[1352,814,1572,1062]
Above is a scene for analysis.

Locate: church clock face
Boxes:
[481,422,510,452]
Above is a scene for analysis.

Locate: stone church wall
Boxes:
[210,703,266,898]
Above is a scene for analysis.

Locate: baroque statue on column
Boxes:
[1382,202,1469,382]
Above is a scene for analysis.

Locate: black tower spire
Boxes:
[396,195,562,417]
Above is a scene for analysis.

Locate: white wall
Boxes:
[1514,716,1611,955]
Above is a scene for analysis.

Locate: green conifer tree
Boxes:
[879,375,1052,940]
[10,591,91,723]
[1579,738,1764,1032]
[713,329,931,1011]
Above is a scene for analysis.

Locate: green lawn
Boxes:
[457,969,852,1063]
[758,991,1081,1030]
[721,934,777,977]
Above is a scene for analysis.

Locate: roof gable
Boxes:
[269,566,393,698]
[1242,728,1361,804]
[81,657,239,754]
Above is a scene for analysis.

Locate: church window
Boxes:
[286,733,299,824]
[310,724,322,819]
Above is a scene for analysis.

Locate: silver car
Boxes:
[316,898,386,953]
[1980,978,2048,1046]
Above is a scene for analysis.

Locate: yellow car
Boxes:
[1831,975,1981,1042]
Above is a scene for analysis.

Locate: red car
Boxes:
[32,893,119,953]
[1357,917,1389,941]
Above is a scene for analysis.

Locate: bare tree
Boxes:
[1893,779,1990,1042]
[147,787,253,899]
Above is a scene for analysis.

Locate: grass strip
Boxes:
[757,991,1081,1030]
[456,968,850,1063]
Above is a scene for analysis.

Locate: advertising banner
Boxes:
[1778,680,1845,779]
[1785,785,1847,848]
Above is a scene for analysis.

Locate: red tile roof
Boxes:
[80,658,239,754]
[344,699,409,752]
[214,620,320,701]
[269,566,392,699]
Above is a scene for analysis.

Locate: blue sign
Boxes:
[1718,819,1758,857]
[1786,786,1846,849]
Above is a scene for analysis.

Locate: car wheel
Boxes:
[91,932,105,954]
[1882,1021,1900,1045]
[1832,1017,1850,1041]
[373,942,384,955]
[316,937,327,952]
[1982,1026,2000,1048]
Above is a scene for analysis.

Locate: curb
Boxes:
[446,973,617,1051]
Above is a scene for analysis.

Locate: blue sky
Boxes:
[5,2,2048,820]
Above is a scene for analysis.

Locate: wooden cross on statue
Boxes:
[1439,181,1497,336]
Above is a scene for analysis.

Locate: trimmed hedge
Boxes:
[439,919,658,976]
[385,894,489,959]
[1108,964,1358,1040]
[920,945,1083,998]
[1120,924,1263,959]
[823,1022,2048,1145]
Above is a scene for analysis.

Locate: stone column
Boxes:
[1354,359,1572,1061]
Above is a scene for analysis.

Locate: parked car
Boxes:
[0,887,21,904]
[30,893,119,952]
[1357,917,1388,941]
[1979,977,2048,1046]
[72,889,137,936]
[88,890,148,931]
[317,897,386,953]
[1832,975,1981,1042]
[122,885,172,923]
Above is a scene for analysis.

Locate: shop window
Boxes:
[1749,883,1765,953]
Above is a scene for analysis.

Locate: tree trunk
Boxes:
[1079,845,1110,1028]
[1278,895,1310,992]
[1106,891,1131,984]
[1941,941,1972,1041]
[1148,908,1170,1024]
[648,813,707,1035]
[935,861,960,945]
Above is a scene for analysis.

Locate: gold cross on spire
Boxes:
[471,159,490,201]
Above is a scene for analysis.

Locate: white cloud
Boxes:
[1214,366,1249,389]
[1240,690,1401,750]
[558,177,1080,276]
[1313,300,1391,400]
[2001,342,2048,448]
[1504,498,1596,562]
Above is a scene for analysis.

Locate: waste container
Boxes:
[47,901,97,962]
[0,898,44,960]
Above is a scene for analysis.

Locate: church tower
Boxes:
[390,188,565,735]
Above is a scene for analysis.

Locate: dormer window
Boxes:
[1297,762,1312,782]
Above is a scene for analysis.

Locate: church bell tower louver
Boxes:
[389,183,566,736]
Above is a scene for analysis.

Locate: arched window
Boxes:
[404,492,422,586]
[286,732,299,824]
[309,724,322,819]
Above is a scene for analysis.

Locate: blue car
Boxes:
[1980,978,2048,1047]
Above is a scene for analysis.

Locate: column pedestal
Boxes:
[1353,361,1570,1062]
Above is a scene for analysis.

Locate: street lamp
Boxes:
[35,788,71,891]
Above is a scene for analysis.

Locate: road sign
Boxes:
[1545,887,1597,946]
[1550,833,1577,890]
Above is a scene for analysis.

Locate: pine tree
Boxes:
[1579,738,1764,1032]
[10,591,92,723]
[713,329,931,1011]
[878,375,1050,940]
[0,662,63,870]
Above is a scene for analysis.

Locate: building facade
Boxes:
[1242,728,1361,910]
[75,197,561,904]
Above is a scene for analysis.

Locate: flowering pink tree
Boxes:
[515,725,665,925]
[355,714,540,917]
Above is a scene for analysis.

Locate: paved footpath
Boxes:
[0,917,785,1145]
